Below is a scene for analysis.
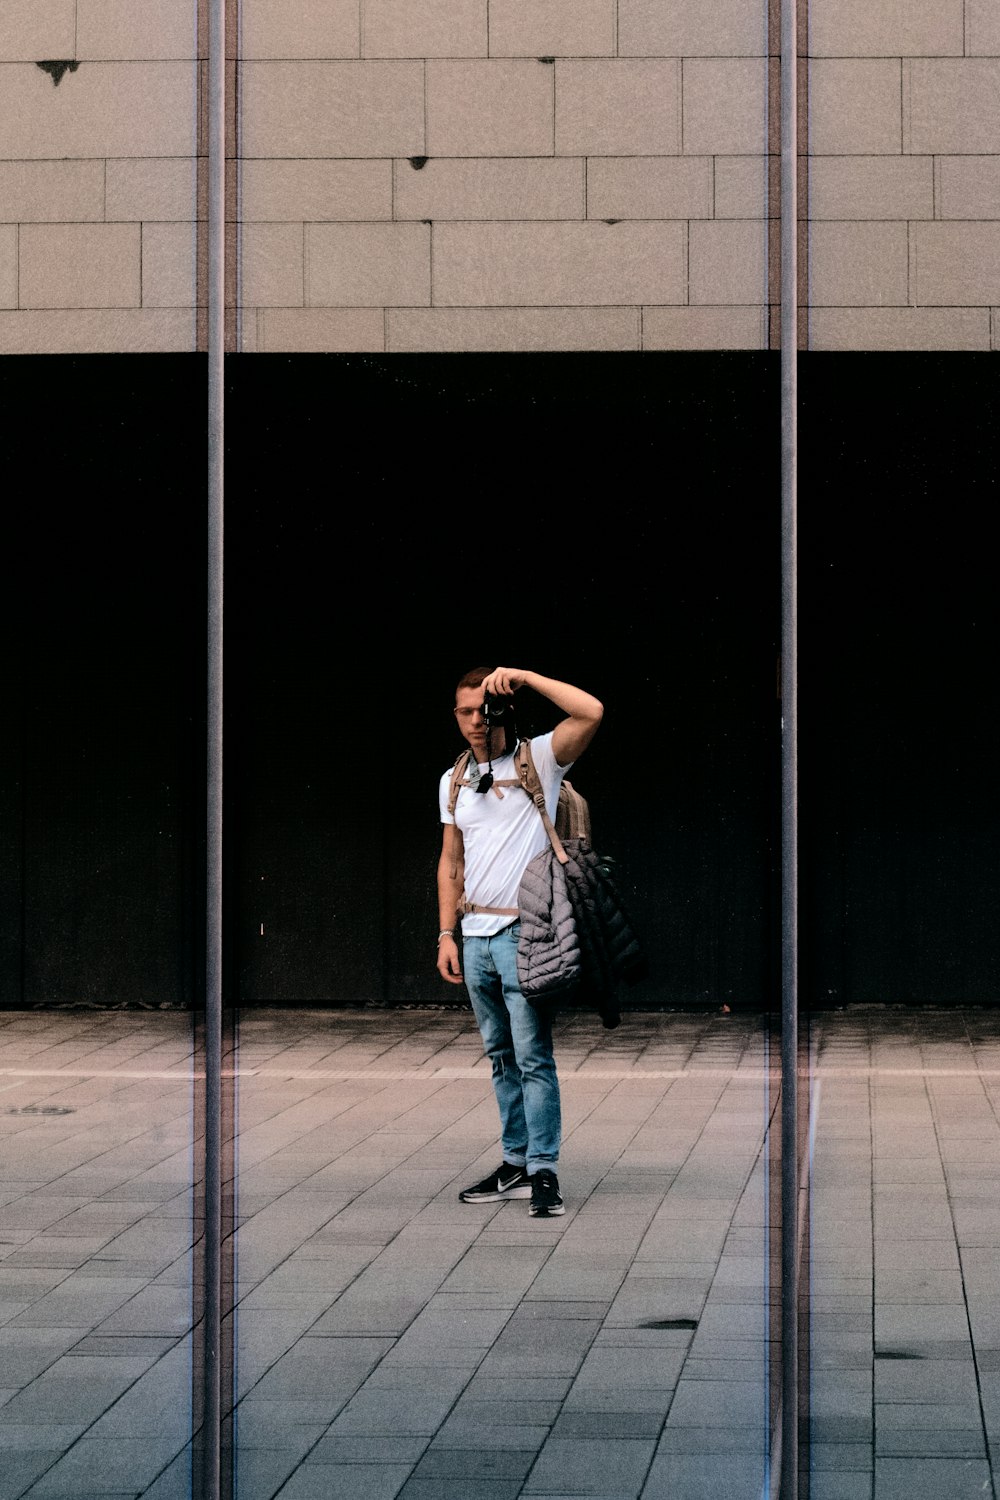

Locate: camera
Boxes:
[482,694,508,721]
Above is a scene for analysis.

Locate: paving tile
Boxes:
[2,1336,77,1397]
[0,1451,65,1500]
[308,1436,430,1464]
[326,1386,467,1437]
[874,1357,980,1405]
[0,1354,156,1426]
[411,1449,536,1480]
[875,1428,985,1457]
[395,1483,520,1500]
[874,1269,965,1305]
[641,1452,766,1499]
[809,1442,872,1471]
[522,1437,655,1496]
[805,1476,873,1500]
[872,1457,992,1497]
[551,1410,662,1439]
[4,1007,1000,1498]
[665,1378,767,1428]
[656,1414,766,1458]
[24,1436,183,1496]
[874,1303,970,1351]
[274,1466,414,1499]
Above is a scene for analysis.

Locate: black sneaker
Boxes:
[459,1162,531,1203]
[529,1170,565,1217]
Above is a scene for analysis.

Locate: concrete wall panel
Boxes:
[809,60,902,155]
[810,307,990,349]
[617,0,766,57]
[362,0,486,59]
[19,222,141,307]
[809,0,963,58]
[714,157,769,219]
[395,158,584,221]
[242,0,360,61]
[241,222,305,305]
[0,227,16,308]
[0,309,195,350]
[683,60,767,155]
[105,159,200,222]
[386,306,640,350]
[643,306,767,348]
[586,157,712,221]
[689,221,767,305]
[488,0,615,59]
[241,61,424,158]
[967,0,1000,55]
[247,306,385,350]
[426,59,554,156]
[936,158,1000,220]
[912,224,1000,305]
[76,0,198,60]
[241,160,392,221]
[555,60,681,156]
[432,220,686,305]
[0,162,105,223]
[142,222,198,307]
[809,158,933,220]
[808,221,909,307]
[904,60,1000,155]
[305,221,431,305]
[0,2,75,62]
[0,63,197,159]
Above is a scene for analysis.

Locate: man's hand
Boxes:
[482,667,527,699]
[437,934,464,984]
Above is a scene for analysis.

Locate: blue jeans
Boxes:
[462,923,561,1177]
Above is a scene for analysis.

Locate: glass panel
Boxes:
[226,344,781,1498]
[1,357,206,1496]
[801,358,1000,1496]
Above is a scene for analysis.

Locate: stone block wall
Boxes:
[237,0,773,351]
[0,0,200,352]
[807,0,1000,350]
[1,0,997,353]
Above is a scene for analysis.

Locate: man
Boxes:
[436,665,604,1218]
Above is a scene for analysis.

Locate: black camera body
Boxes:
[482,693,510,722]
[480,693,516,760]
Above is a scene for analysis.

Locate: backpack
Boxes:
[446,738,592,864]
[446,739,647,1027]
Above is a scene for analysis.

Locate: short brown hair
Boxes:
[455,666,495,694]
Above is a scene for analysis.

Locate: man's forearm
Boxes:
[437,864,463,932]
[521,670,603,726]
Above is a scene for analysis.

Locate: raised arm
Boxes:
[481,667,604,767]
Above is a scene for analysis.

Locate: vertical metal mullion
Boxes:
[204,0,225,1488]
[780,0,799,1492]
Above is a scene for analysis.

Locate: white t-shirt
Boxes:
[439,731,570,937]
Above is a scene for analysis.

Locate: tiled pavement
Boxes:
[2,1004,1000,1499]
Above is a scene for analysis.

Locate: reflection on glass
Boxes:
[0,1011,197,1496]
[229,1008,776,1497]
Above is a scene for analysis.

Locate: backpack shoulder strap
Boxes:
[447,751,471,816]
[515,739,569,865]
[448,749,520,815]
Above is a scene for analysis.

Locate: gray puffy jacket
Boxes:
[515,837,647,1029]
